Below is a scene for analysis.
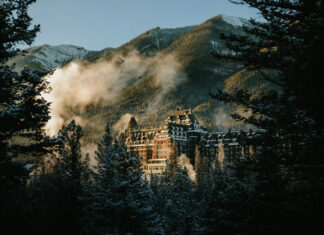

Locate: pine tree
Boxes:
[161,166,197,234]
[194,145,201,176]
[151,143,198,234]
[166,143,178,177]
[211,0,324,164]
[82,123,115,234]
[217,140,225,170]
[0,0,40,62]
[0,1,52,232]
[53,120,90,234]
[93,122,114,187]
[198,163,253,234]
[55,120,89,183]
[210,0,324,233]
[85,122,163,234]
[196,153,213,207]
[111,141,163,234]
[0,0,51,162]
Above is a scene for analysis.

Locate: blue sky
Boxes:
[28,0,260,50]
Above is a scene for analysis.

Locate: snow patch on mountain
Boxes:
[220,15,248,27]
[27,44,95,71]
[8,44,99,72]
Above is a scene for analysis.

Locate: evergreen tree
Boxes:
[53,120,90,234]
[159,166,197,234]
[153,144,199,234]
[166,143,178,177]
[194,145,201,176]
[211,0,324,164]
[195,149,212,205]
[55,120,89,183]
[85,122,163,234]
[0,0,40,61]
[0,0,51,162]
[217,140,225,170]
[82,123,115,234]
[199,163,253,235]
[210,0,324,233]
[0,1,52,233]
[93,122,114,187]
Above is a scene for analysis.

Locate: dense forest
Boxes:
[1,0,323,234]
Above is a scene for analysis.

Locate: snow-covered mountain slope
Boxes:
[8,44,100,72]
[10,15,258,135]
[220,14,249,27]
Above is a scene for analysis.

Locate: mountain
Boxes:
[10,15,257,141]
[83,15,247,133]
[7,44,101,72]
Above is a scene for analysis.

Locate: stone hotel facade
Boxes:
[119,109,256,175]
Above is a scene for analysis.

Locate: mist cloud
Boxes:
[43,48,187,138]
[154,54,186,96]
[43,51,151,135]
[214,106,236,128]
[149,54,187,109]
[179,154,196,181]
[112,113,136,136]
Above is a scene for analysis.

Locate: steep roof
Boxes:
[128,117,139,130]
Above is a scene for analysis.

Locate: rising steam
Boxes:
[214,106,237,128]
[43,50,186,137]
[112,113,135,136]
[179,154,196,181]
[151,54,187,107]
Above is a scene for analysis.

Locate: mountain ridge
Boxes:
[8,44,101,72]
[8,15,259,141]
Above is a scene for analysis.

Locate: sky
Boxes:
[28,0,261,51]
